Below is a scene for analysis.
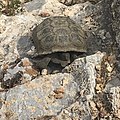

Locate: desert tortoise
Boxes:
[32,16,87,70]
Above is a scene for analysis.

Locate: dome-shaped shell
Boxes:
[32,16,87,55]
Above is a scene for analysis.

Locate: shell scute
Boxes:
[32,16,87,55]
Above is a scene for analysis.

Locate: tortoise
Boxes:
[32,16,87,72]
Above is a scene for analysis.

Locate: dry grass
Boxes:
[0,0,31,15]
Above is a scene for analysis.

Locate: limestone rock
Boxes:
[0,0,119,119]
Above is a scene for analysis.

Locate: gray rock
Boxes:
[0,0,119,119]
[104,76,120,92]
[0,53,103,119]
[24,0,46,12]
[4,74,77,119]
[104,86,120,119]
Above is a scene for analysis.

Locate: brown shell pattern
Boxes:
[32,16,87,55]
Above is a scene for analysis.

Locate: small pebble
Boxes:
[39,12,50,17]
[41,69,48,75]
[25,66,38,77]
[95,64,101,71]
[22,58,32,67]
[54,93,64,99]
[53,87,64,94]
[107,65,113,73]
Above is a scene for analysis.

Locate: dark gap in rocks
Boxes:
[31,51,86,74]
[93,93,112,119]
[1,71,23,89]
[95,0,117,54]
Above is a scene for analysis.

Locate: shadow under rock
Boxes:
[86,32,102,55]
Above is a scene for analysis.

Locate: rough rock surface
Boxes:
[0,53,103,120]
[0,0,120,119]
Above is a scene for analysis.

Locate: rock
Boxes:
[56,101,91,119]
[22,57,32,67]
[0,53,103,119]
[0,47,4,63]
[24,66,38,77]
[89,100,99,119]
[58,0,101,6]
[104,76,120,92]
[0,0,119,119]
[58,0,85,6]
[0,67,4,82]
[53,87,64,94]
[23,0,46,12]
[3,73,77,119]
[105,86,120,119]
[41,69,48,76]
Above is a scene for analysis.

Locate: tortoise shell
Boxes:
[32,16,87,55]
